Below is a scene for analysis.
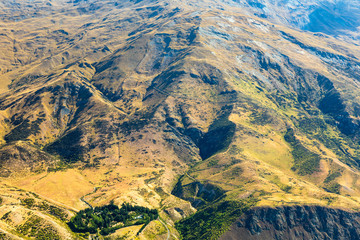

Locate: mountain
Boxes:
[1,0,360,239]
[222,0,360,38]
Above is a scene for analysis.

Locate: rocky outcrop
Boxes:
[220,206,360,240]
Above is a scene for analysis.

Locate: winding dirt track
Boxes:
[79,187,97,209]
[158,217,170,240]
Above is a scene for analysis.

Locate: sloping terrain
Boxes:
[1,0,360,239]
[220,206,360,240]
[222,0,360,38]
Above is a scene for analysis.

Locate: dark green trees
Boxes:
[68,203,158,236]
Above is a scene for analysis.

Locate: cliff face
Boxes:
[220,206,360,240]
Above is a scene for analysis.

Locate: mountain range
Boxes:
[1,0,360,239]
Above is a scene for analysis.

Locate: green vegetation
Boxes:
[19,198,68,221]
[47,161,71,172]
[270,176,292,193]
[324,171,342,183]
[175,199,257,240]
[280,184,292,193]
[227,166,243,180]
[297,116,360,169]
[17,215,61,239]
[324,182,341,194]
[45,128,84,163]
[323,171,342,194]
[118,108,157,134]
[5,116,44,143]
[321,196,338,205]
[250,110,274,125]
[171,176,225,208]
[207,157,219,167]
[68,203,158,236]
[154,187,169,198]
[38,202,68,221]
[21,198,35,208]
[228,145,243,156]
[284,128,320,175]
[297,117,327,134]
[1,211,11,221]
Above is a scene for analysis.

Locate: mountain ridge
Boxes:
[1,0,360,239]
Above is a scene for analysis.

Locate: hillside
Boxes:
[1,0,360,239]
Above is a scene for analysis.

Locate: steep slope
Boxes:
[219,0,360,40]
[220,206,360,240]
[0,184,76,239]
[1,0,360,239]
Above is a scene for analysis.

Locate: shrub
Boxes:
[175,199,257,240]
[284,128,320,175]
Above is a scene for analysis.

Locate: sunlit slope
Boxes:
[170,11,360,210]
[1,0,360,239]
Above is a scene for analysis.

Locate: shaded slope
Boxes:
[220,206,360,240]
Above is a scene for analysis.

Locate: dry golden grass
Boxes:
[8,169,94,210]
[111,225,143,240]
[2,1,360,239]
[0,184,77,239]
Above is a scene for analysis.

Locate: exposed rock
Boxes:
[220,206,360,240]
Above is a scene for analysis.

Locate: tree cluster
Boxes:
[68,203,158,236]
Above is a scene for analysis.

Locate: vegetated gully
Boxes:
[78,104,236,236]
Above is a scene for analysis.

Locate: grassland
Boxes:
[2,0,360,239]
